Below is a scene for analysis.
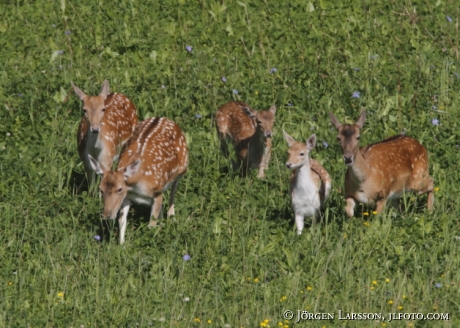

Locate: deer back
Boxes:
[119,117,189,193]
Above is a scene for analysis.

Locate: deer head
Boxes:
[283,131,316,169]
[71,80,110,133]
[243,104,276,137]
[330,111,366,166]
[89,154,140,219]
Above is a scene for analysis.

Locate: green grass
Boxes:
[1,0,460,327]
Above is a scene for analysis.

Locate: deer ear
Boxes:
[71,81,87,101]
[124,160,141,179]
[242,107,257,118]
[88,155,105,176]
[283,130,296,147]
[329,112,342,130]
[100,80,110,99]
[306,134,316,150]
[269,104,276,115]
[356,110,366,129]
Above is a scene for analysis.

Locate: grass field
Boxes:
[1,0,460,327]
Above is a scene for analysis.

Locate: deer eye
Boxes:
[82,109,87,113]
[117,188,122,193]
[299,152,305,156]
[356,136,360,140]
[102,107,106,112]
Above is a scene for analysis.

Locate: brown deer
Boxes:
[88,117,189,244]
[330,111,434,217]
[215,101,276,178]
[71,80,138,185]
[283,131,331,234]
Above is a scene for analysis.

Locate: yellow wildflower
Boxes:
[387,300,393,305]
[280,296,287,302]
[8,281,12,285]
[372,211,378,215]
[57,291,64,298]
[363,212,369,216]
[372,280,377,285]
[363,221,370,226]
[306,286,313,291]
[278,323,283,327]
[254,277,259,283]
[397,305,403,310]
[370,286,374,290]
[207,319,212,324]
[194,318,201,323]
[385,278,390,283]
[255,91,259,95]
[434,187,439,192]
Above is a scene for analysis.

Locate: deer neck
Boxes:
[347,148,369,182]
[293,160,314,186]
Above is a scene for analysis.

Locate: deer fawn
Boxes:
[71,80,138,185]
[283,131,331,234]
[330,111,434,217]
[88,117,189,244]
[215,101,276,178]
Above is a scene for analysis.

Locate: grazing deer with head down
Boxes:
[283,131,331,234]
[216,101,276,178]
[330,111,434,217]
[71,80,138,185]
[89,117,189,244]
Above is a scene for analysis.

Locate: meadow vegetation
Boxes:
[0,0,459,326]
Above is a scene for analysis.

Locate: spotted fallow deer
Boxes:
[215,101,276,178]
[71,80,138,185]
[330,111,434,217]
[283,131,331,234]
[88,117,189,244]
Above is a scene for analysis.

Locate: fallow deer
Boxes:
[89,117,189,244]
[215,101,276,178]
[330,111,434,217]
[71,80,138,185]
[283,131,331,234]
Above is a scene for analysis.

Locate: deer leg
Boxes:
[149,194,163,227]
[258,138,272,179]
[219,138,230,158]
[375,199,387,215]
[118,200,131,244]
[426,176,434,212]
[167,177,181,217]
[295,213,305,235]
[345,197,355,218]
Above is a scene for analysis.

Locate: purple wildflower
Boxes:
[57,50,64,55]
[323,141,329,148]
[183,254,191,261]
[287,102,292,106]
[435,283,442,288]
[185,45,193,52]
[94,235,101,241]
[222,77,227,82]
[232,89,238,94]
[351,91,361,98]
[270,68,277,74]
[18,94,23,97]
[446,16,453,22]
[370,55,377,60]
[431,118,439,126]
[432,105,437,110]
[65,30,71,35]
[353,67,360,71]
[194,113,202,119]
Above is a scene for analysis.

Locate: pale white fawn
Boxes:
[89,117,189,244]
[283,131,331,234]
[330,111,434,217]
[216,101,276,178]
[71,80,138,185]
